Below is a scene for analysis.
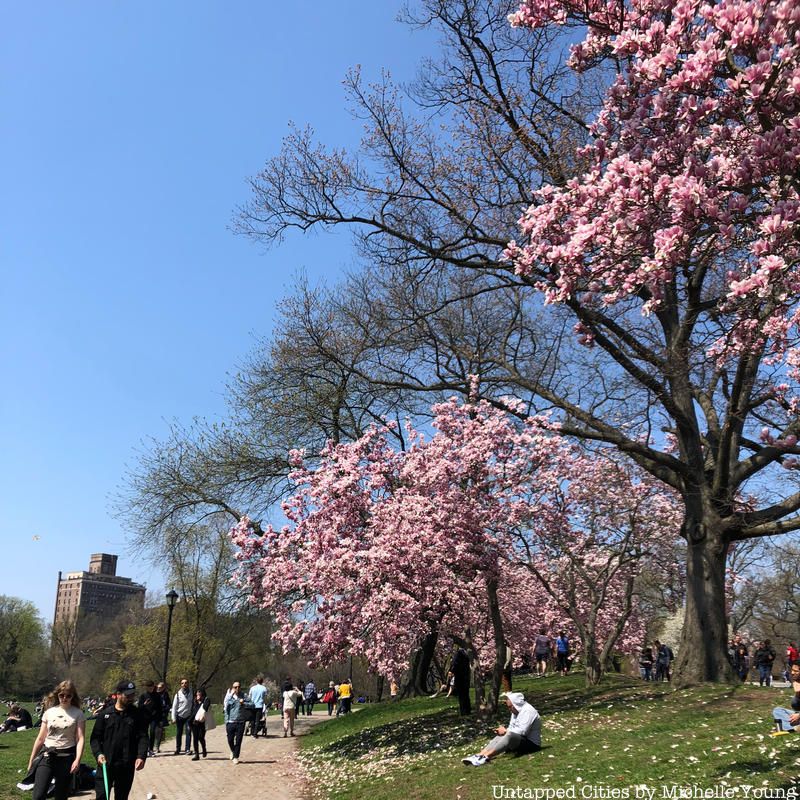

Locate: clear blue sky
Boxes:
[1,1,433,622]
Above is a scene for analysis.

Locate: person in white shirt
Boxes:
[27,680,86,800]
[462,691,541,766]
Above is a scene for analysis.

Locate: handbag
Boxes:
[205,710,216,731]
[194,705,206,723]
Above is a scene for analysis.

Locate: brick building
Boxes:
[53,553,145,628]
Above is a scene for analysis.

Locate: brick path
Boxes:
[126,713,326,800]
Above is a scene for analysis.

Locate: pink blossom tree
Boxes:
[231,397,678,697]
[506,0,800,683]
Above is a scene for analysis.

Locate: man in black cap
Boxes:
[90,680,148,800]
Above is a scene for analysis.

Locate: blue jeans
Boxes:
[773,707,797,731]
[759,665,772,685]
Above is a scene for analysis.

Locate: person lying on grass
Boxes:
[462,692,541,766]
[772,663,800,735]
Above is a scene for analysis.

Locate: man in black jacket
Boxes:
[450,637,472,716]
[90,680,148,800]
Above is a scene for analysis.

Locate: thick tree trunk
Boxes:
[375,674,384,702]
[674,517,736,686]
[406,625,439,697]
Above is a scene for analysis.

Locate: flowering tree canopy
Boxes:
[505,0,800,683]
[231,398,678,691]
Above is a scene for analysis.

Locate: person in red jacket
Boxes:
[787,643,799,669]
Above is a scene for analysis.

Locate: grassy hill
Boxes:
[299,674,800,799]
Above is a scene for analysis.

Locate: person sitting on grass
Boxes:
[430,671,455,699]
[772,663,800,734]
[0,704,33,733]
[462,691,541,766]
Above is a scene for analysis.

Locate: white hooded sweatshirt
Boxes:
[503,691,541,746]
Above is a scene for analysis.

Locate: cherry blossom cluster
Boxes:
[506,0,800,382]
[230,398,680,678]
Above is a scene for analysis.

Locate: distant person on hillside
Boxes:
[555,632,570,677]
[733,644,749,682]
[654,640,674,682]
[431,671,455,699]
[638,646,654,681]
[755,640,776,687]
[26,680,85,800]
[772,663,800,734]
[462,692,541,767]
[450,638,472,716]
[533,628,553,678]
[787,642,799,669]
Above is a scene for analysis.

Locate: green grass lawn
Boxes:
[299,675,800,800]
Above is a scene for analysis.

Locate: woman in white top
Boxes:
[282,686,302,737]
[27,680,86,800]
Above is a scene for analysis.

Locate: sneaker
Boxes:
[473,755,488,766]
[462,754,478,765]
[229,752,234,760]
[232,758,239,765]
[191,755,199,761]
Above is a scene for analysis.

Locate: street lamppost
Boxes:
[162,589,179,684]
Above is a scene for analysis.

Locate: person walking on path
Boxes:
[248,675,267,738]
[137,681,159,758]
[282,685,303,737]
[323,682,337,716]
[90,680,148,800]
[26,680,85,800]
[303,680,317,716]
[190,688,211,760]
[224,681,247,764]
[336,679,354,716]
[171,678,193,755]
[152,681,170,754]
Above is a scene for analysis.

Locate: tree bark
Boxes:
[486,577,505,715]
[673,514,736,686]
[406,625,439,697]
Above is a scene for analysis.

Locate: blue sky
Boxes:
[1,1,434,621]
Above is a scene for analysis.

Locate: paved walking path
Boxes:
[127,714,327,800]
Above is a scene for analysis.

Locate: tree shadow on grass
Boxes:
[716,759,774,776]
[316,708,486,758]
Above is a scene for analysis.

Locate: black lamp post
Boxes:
[162,589,179,684]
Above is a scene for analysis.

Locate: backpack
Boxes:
[322,689,335,704]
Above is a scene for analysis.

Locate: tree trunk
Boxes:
[406,625,439,697]
[375,674,384,702]
[485,577,505,715]
[674,518,736,686]
[584,638,603,685]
